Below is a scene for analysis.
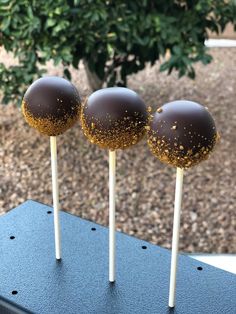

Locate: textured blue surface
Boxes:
[0,200,235,314]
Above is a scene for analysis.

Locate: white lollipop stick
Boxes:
[109,150,116,282]
[50,136,61,260]
[168,167,184,307]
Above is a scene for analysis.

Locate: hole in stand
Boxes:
[12,290,18,295]
[10,236,15,240]
[142,245,147,250]
[197,266,203,271]
[47,211,52,214]
[91,227,96,231]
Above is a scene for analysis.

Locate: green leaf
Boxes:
[46,18,57,27]
[1,0,235,103]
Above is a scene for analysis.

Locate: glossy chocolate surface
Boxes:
[81,87,148,150]
[22,76,81,136]
[148,100,218,168]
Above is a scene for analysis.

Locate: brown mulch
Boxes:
[0,48,235,253]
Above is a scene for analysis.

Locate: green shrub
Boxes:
[0,0,235,104]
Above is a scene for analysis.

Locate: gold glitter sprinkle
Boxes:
[22,100,81,136]
[147,106,152,112]
[145,126,151,130]
[80,101,148,150]
[171,125,177,130]
[147,129,218,169]
[157,107,163,113]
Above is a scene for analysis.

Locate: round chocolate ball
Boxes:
[81,87,148,150]
[22,76,81,136]
[147,100,219,168]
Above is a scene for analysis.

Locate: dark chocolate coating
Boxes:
[81,87,148,150]
[147,100,218,168]
[22,76,81,136]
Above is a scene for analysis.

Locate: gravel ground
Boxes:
[0,48,235,253]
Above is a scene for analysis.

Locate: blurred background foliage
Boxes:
[0,0,235,104]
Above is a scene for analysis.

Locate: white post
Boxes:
[50,136,61,260]
[168,167,184,307]
[109,150,116,282]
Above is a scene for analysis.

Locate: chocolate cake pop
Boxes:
[81,87,148,282]
[147,100,218,168]
[81,87,148,150]
[147,100,218,308]
[22,76,81,136]
[22,76,81,260]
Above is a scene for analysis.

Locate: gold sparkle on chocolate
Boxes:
[147,129,219,169]
[80,102,147,150]
[22,100,80,136]
[91,122,95,129]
